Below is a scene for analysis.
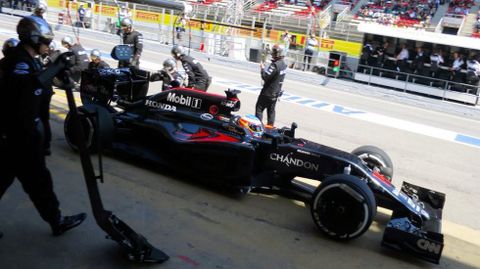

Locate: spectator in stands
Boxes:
[466,55,480,85]
[450,52,465,82]
[303,33,317,71]
[430,49,444,78]
[395,43,409,72]
[412,47,426,74]
[361,41,373,66]
[374,41,389,67]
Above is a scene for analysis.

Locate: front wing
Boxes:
[382,181,446,264]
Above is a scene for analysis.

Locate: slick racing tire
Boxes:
[310,174,376,240]
[64,104,114,152]
[352,145,393,182]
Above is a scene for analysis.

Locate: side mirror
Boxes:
[110,45,133,61]
[289,122,297,138]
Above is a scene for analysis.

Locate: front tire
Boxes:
[310,174,376,240]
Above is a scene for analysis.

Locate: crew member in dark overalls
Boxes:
[88,49,110,70]
[120,18,143,68]
[150,58,184,91]
[0,16,86,239]
[255,44,287,127]
[61,35,89,83]
[171,45,211,91]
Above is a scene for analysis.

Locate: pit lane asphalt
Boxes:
[0,14,479,268]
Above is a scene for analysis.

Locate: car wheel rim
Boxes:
[358,153,391,178]
[313,184,369,238]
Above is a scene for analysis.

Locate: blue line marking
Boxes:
[311,102,330,108]
[296,99,316,105]
[283,96,302,101]
[455,134,480,147]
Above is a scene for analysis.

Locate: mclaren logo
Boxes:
[167,92,202,109]
[145,100,176,111]
[416,239,442,255]
[270,153,319,171]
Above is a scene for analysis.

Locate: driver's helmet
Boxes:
[238,114,264,138]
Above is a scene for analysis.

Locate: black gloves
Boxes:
[150,71,164,82]
[38,52,75,88]
[38,52,75,89]
[277,90,284,98]
[54,51,75,69]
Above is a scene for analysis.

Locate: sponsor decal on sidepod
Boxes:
[145,100,177,111]
[270,153,319,171]
[167,92,202,109]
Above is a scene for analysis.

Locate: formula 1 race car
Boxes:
[64,46,446,264]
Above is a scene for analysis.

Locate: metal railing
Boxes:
[355,64,480,105]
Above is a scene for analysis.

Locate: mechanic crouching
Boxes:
[88,49,110,71]
[171,45,211,91]
[0,16,86,239]
[150,58,184,91]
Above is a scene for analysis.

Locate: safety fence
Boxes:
[355,64,480,105]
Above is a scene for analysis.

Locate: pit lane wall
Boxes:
[45,0,362,63]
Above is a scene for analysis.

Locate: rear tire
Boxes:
[352,145,393,181]
[310,174,376,240]
[64,105,114,152]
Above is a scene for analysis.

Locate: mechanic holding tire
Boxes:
[171,45,211,91]
[0,16,86,239]
[255,44,287,126]
[119,18,143,69]
[61,36,90,85]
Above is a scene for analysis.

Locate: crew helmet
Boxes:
[171,45,186,59]
[2,38,19,56]
[49,40,57,51]
[271,44,284,60]
[238,114,264,138]
[121,18,133,28]
[163,58,176,71]
[34,3,47,15]
[61,36,74,47]
[90,49,101,59]
[16,16,53,50]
